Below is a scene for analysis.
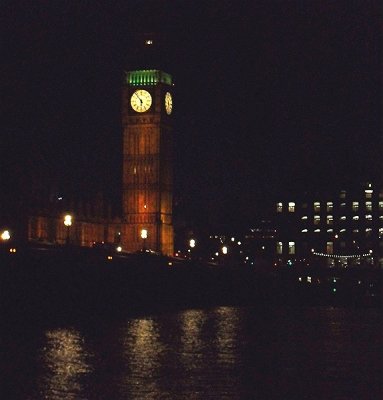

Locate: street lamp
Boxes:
[1,230,11,241]
[188,238,196,259]
[64,214,72,245]
[141,228,148,251]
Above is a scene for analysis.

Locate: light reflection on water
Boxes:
[38,328,92,400]
[179,308,207,369]
[3,306,381,399]
[119,318,165,398]
[214,306,241,366]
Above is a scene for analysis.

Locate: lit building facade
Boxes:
[274,182,383,267]
[27,201,121,247]
[9,39,175,255]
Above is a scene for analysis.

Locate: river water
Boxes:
[2,304,381,399]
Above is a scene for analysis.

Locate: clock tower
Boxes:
[121,69,174,255]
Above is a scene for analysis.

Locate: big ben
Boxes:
[121,68,174,255]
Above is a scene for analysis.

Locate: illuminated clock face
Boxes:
[130,89,152,112]
[164,92,173,115]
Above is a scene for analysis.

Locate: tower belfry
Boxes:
[121,68,174,255]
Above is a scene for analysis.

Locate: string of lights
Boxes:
[312,251,373,259]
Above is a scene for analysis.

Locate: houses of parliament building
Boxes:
[11,38,175,256]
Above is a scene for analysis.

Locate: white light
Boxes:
[222,246,228,255]
[189,239,196,248]
[64,214,72,227]
[1,230,11,241]
[237,241,241,245]
[140,229,148,239]
[116,246,122,252]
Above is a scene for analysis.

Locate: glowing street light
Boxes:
[188,238,196,259]
[63,214,72,245]
[222,246,228,255]
[141,228,148,251]
[1,230,11,241]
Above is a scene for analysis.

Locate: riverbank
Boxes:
[1,245,381,325]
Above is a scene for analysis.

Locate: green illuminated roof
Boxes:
[126,70,172,86]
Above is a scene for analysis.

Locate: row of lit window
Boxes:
[277,201,383,213]
[276,240,347,256]
[276,241,295,255]
[340,188,375,199]
[300,227,382,233]
[276,240,376,256]
[302,214,379,224]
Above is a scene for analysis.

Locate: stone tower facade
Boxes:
[121,70,174,255]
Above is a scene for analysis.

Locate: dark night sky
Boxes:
[2,0,382,232]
